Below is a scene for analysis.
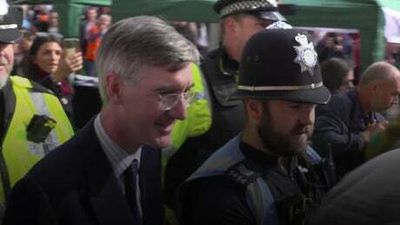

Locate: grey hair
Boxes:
[96,16,200,103]
[359,61,399,87]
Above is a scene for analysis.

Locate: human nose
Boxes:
[299,105,315,125]
[167,97,187,120]
[51,52,60,61]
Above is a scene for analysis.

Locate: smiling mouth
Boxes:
[156,123,173,135]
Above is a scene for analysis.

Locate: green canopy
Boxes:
[111,0,391,71]
[14,0,111,37]
[16,0,400,72]
[54,0,111,38]
[112,0,218,23]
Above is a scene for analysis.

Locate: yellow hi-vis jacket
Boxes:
[162,64,212,166]
[0,76,74,203]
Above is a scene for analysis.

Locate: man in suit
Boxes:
[3,16,200,225]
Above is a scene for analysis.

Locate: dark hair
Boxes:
[23,34,62,81]
[320,57,351,93]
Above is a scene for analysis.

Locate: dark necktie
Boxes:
[123,159,142,224]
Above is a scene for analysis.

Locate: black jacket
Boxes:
[309,148,400,225]
[2,119,164,225]
[312,89,385,177]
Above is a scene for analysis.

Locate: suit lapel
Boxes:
[83,123,136,225]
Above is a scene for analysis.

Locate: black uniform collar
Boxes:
[240,141,279,168]
[0,87,4,140]
[0,78,16,140]
[239,140,299,175]
[219,46,239,77]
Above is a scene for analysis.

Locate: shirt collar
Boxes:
[94,114,142,178]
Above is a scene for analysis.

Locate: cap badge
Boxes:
[293,33,318,76]
[0,0,9,17]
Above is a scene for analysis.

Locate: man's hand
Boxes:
[361,120,389,143]
[52,51,83,82]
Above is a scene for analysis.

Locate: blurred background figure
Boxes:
[320,57,354,94]
[170,21,208,56]
[47,10,59,35]
[79,7,97,57]
[316,32,352,63]
[11,29,33,75]
[84,14,111,77]
[23,34,83,121]
[312,61,400,180]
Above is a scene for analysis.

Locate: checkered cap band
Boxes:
[220,0,277,17]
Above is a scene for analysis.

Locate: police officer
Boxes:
[177,28,331,225]
[164,0,288,209]
[0,1,74,216]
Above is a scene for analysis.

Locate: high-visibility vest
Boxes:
[0,76,74,203]
[162,64,212,165]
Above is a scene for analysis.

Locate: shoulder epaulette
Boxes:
[225,161,278,225]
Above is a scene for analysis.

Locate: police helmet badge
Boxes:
[293,33,318,76]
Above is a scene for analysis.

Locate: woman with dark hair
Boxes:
[24,34,83,120]
[320,57,354,94]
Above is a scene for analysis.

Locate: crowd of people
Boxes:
[1,0,400,224]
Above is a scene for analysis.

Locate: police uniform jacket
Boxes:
[178,135,324,225]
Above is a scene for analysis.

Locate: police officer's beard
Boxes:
[258,111,313,157]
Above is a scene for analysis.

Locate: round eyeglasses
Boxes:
[158,91,195,111]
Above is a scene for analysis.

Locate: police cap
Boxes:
[0,0,21,44]
[214,0,286,21]
[235,29,331,104]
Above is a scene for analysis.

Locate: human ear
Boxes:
[246,99,264,122]
[105,73,123,104]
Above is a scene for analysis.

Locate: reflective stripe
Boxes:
[0,24,17,30]
[238,82,323,91]
[0,76,74,204]
[28,93,60,152]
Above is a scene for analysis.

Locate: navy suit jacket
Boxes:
[2,120,164,225]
